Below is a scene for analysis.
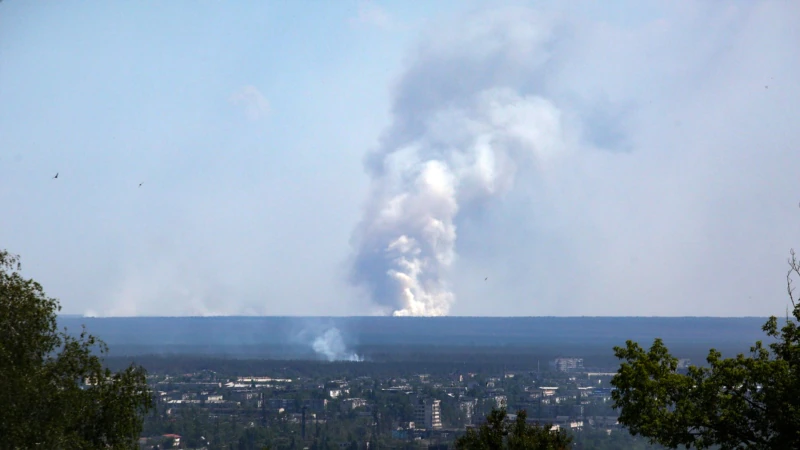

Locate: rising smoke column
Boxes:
[349,9,568,316]
[312,327,363,362]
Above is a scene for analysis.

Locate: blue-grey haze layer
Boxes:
[58,316,770,360]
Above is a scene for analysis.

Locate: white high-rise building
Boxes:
[414,398,442,430]
[459,398,477,425]
[552,357,584,372]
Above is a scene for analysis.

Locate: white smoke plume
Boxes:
[350,8,568,316]
[312,327,363,362]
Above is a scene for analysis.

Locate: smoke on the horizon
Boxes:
[349,9,569,316]
[312,327,363,362]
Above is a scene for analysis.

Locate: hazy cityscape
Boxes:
[86,315,754,449]
[2,0,799,449]
[138,358,626,449]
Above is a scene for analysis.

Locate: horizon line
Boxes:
[58,314,774,319]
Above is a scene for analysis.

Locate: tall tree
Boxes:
[0,249,153,449]
[611,249,800,449]
[455,407,573,450]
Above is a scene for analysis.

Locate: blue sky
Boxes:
[1,0,798,317]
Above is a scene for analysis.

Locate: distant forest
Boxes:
[72,316,771,370]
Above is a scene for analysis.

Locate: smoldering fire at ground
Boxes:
[312,327,363,362]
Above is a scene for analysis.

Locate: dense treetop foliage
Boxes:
[611,250,800,449]
[0,249,153,449]
[455,408,572,450]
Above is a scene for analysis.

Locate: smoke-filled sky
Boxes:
[1,0,798,317]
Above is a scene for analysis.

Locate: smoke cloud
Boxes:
[4,1,799,317]
[349,8,570,316]
[312,327,363,362]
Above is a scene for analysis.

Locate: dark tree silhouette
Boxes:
[611,249,800,449]
[0,249,153,449]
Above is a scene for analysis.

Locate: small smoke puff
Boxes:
[312,327,363,362]
[229,85,270,121]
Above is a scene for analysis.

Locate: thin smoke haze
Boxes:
[312,327,363,362]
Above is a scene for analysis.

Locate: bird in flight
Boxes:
[139,182,143,187]
[485,277,488,281]
[53,172,58,179]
